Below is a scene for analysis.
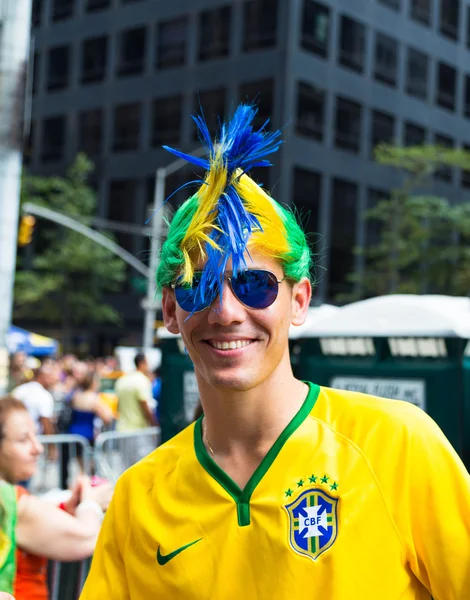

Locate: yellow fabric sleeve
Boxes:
[79,475,130,599]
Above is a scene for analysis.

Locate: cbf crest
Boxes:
[284,483,338,561]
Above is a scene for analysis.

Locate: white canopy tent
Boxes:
[311,295,470,339]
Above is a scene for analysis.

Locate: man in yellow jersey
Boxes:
[80,105,470,600]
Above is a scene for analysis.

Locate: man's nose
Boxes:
[207,279,247,326]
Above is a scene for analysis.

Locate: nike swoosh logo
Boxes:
[156,538,202,565]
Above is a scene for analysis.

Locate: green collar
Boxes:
[194,382,320,526]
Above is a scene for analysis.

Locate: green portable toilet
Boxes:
[157,329,197,443]
[292,295,470,467]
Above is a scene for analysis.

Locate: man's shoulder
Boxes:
[315,384,436,445]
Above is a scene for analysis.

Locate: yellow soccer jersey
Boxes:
[81,383,470,600]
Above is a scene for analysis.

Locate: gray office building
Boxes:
[26,0,470,348]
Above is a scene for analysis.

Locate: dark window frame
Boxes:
[370,109,395,158]
[198,5,232,62]
[242,0,278,52]
[112,103,142,152]
[406,47,428,101]
[464,75,470,119]
[374,32,398,88]
[78,109,104,156]
[338,15,366,74]
[51,0,74,22]
[81,36,108,84]
[439,0,460,41]
[434,133,454,183]
[151,95,184,146]
[461,143,470,189]
[156,17,188,70]
[117,26,147,77]
[436,61,457,112]
[296,80,325,142]
[335,96,362,154]
[301,0,330,58]
[404,121,426,146]
[46,45,70,92]
[410,0,432,26]
[41,116,66,162]
[85,0,111,12]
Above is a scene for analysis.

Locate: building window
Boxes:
[243,0,278,51]
[377,0,400,10]
[467,6,470,49]
[440,0,460,41]
[370,110,395,158]
[406,47,428,100]
[112,103,141,151]
[86,0,111,12]
[404,121,426,146]
[374,33,398,87]
[117,27,147,76]
[296,81,325,142]
[335,97,362,153]
[193,88,227,141]
[47,45,70,92]
[301,1,330,58]
[198,6,232,62]
[107,180,138,254]
[410,0,432,26]
[329,178,358,298]
[78,109,103,156]
[461,144,470,188]
[239,79,275,130]
[81,36,108,84]
[292,167,322,243]
[434,133,454,182]
[23,122,35,165]
[156,17,188,70]
[151,96,183,146]
[32,0,42,27]
[338,16,366,74]
[436,62,457,112]
[464,75,470,118]
[41,116,66,162]
[52,0,74,22]
[32,52,40,96]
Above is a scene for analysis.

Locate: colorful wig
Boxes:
[156,104,312,308]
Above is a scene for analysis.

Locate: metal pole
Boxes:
[143,168,165,351]
[0,0,33,394]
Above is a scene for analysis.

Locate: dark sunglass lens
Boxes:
[174,273,214,312]
[232,270,278,309]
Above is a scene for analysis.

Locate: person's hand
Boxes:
[63,476,87,515]
[80,477,114,512]
[0,593,16,599]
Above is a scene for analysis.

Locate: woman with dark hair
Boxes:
[0,396,112,598]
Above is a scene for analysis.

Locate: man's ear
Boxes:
[162,288,181,335]
[290,278,311,327]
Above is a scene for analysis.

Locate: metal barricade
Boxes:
[28,434,92,600]
[94,427,161,482]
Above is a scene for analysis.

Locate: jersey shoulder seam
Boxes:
[307,412,407,563]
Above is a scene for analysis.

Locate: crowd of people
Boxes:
[0,350,162,598]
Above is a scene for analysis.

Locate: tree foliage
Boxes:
[14,154,127,347]
[347,144,470,300]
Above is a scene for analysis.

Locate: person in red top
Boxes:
[0,396,112,599]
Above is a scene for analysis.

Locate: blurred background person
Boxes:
[7,353,27,393]
[67,371,113,474]
[115,353,157,469]
[0,396,112,600]
[11,364,58,436]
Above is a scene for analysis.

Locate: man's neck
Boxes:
[198,367,309,488]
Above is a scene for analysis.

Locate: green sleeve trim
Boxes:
[194,382,320,527]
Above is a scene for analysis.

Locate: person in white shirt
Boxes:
[12,364,58,436]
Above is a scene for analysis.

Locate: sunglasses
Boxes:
[171,269,286,313]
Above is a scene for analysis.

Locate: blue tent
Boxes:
[7,325,59,356]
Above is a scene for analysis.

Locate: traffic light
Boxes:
[18,215,36,246]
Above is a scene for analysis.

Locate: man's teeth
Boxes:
[210,340,252,350]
